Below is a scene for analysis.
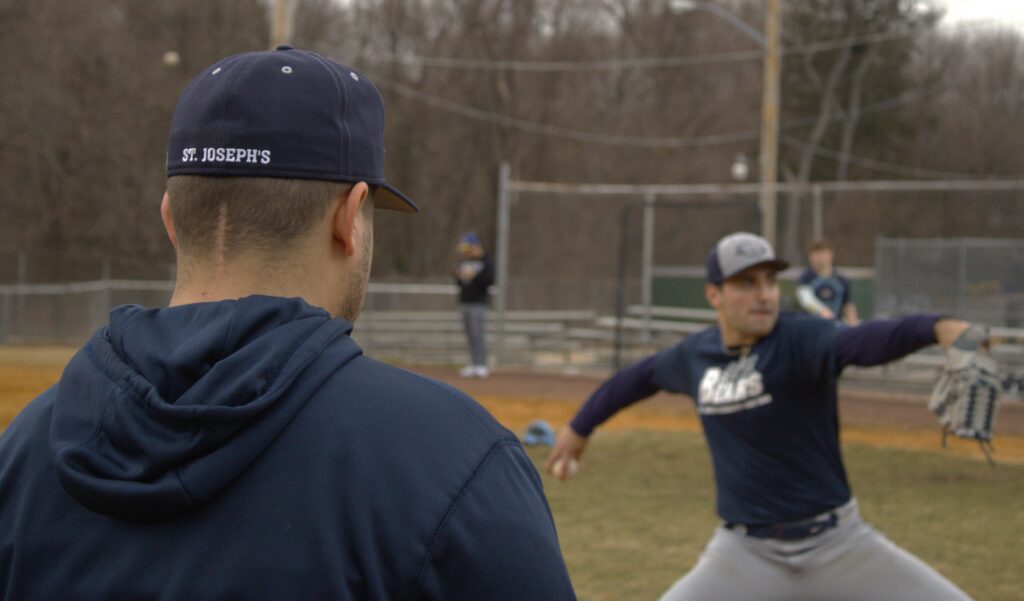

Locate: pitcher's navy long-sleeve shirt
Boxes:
[569,314,940,525]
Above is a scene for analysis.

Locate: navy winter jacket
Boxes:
[0,296,576,600]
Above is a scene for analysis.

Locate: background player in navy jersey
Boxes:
[796,238,859,325]
[454,232,495,378]
[547,232,977,601]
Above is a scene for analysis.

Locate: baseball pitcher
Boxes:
[548,232,993,601]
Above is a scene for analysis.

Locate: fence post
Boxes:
[873,238,884,321]
[102,259,112,330]
[16,252,26,339]
[1,291,9,343]
[957,240,967,316]
[495,161,511,368]
[641,194,655,346]
[811,185,824,241]
[613,203,635,371]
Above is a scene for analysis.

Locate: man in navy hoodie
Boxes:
[0,48,576,600]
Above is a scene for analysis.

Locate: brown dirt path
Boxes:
[2,346,1021,464]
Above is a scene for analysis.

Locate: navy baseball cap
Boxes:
[706,232,789,284]
[166,46,417,213]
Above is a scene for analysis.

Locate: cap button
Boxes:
[276,45,293,51]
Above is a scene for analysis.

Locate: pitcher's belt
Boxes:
[725,511,840,541]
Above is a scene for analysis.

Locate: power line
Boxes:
[363,26,926,73]
[371,74,759,148]
[372,73,984,179]
[778,135,994,179]
[780,84,946,131]
[372,71,944,150]
[364,48,763,72]
[378,74,994,179]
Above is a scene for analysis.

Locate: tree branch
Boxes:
[836,46,876,180]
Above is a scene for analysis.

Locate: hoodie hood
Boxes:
[50,295,361,521]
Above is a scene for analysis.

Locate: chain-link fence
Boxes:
[875,238,1024,327]
[3,241,1024,399]
[0,250,176,343]
[0,281,174,344]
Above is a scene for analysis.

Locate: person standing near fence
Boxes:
[0,48,575,601]
[796,238,859,325]
[455,232,494,378]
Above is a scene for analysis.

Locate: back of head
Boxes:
[164,48,417,264]
[166,176,350,262]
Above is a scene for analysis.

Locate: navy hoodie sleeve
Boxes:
[417,440,576,600]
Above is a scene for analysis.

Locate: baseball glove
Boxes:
[928,324,1001,465]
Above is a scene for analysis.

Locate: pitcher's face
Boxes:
[708,265,780,342]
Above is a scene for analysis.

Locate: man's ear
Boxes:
[160,192,178,250]
[332,182,369,257]
[705,283,722,309]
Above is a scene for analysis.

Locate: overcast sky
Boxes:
[940,0,1024,27]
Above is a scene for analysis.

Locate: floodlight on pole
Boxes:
[669,0,780,247]
[732,153,750,181]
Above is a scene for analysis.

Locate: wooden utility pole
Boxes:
[271,0,297,49]
[759,0,782,247]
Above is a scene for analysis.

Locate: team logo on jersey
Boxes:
[697,354,772,415]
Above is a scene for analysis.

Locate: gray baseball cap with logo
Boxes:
[705,232,789,284]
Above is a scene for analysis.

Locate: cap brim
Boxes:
[375,184,418,214]
[728,258,790,279]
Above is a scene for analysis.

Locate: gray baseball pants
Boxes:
[460,303,488,367]
[658,499,972,601]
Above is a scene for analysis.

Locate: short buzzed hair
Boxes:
[166,176,353,258]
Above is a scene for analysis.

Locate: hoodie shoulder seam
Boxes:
[263,320,329,393]
[81,389,118,452]
[80,344,130,450]
[218,302,241,360]
[175,467,201,505]
[83,335,170,422]
[413,438,521,598]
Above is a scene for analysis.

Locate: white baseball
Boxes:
[163,50,181,67]
[555,457,580,479]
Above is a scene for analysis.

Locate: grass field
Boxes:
[2,347,1022,600]
[524,431,1024,601]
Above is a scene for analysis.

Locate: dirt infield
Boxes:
[2,346,1022,464]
